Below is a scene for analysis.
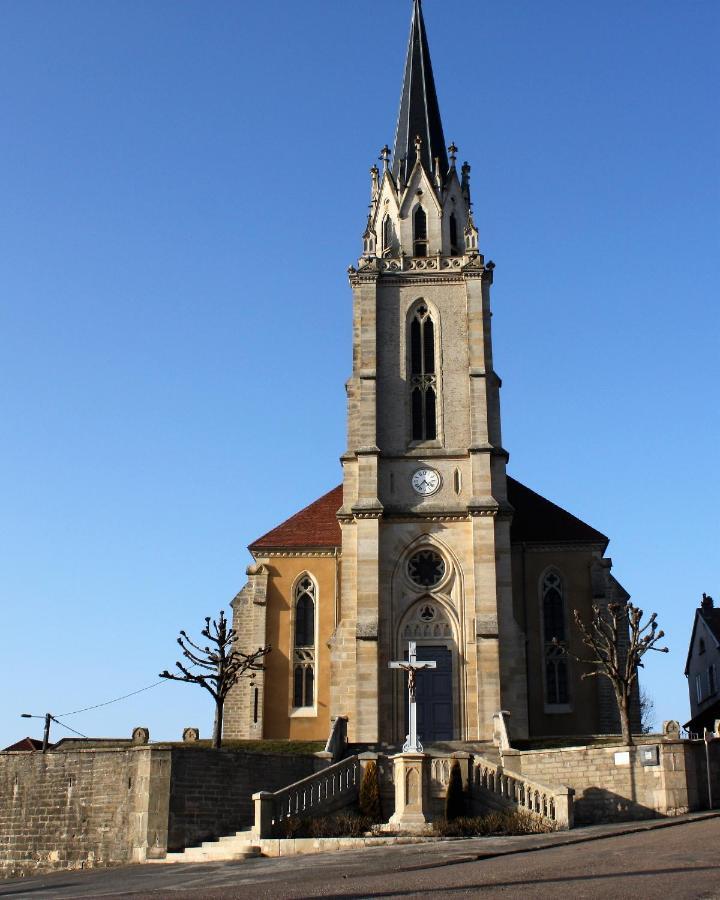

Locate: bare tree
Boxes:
[160,610,270,749]
[554,602,668,746]
[639,688,656,735]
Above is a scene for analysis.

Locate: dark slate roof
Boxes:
[249,485,343,552]
[507,477,609,547]
[249,478,607,552]
[702,607,720,642]
[392,0,449,187]
[684,602,720,675]
[3,737,48,751]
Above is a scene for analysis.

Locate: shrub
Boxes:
[444,760,466,821]
[434,810,556,837]
[278,816,306,838]
[278,813,374,839]
[358,761,382,822]
[309,813,374,838]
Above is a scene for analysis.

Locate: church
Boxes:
[225,0,628,747]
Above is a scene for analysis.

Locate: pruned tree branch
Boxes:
[160,608,271,748]
[553,601,668,746]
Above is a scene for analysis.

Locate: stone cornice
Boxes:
[513,542,608,553]
[249,549,340,559]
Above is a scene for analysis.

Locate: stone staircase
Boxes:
[159,829,261,864]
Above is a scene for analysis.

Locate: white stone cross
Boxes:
[389,641,437,753]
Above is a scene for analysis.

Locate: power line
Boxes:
[57,678,168,717]
[52,717,88,739]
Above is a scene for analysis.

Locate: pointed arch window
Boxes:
[413,206,428,257]
[410,304,437,442]
[293,576,316,709]
[382,215,395,257]
[449,213,459,255]
[542,571,569,707]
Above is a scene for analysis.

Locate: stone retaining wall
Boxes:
[505,739,720,824]
[0,746,317,878]
[168,748,316,850]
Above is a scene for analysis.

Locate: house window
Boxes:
[699,638,706,655]
[293,576,316,708]
[696,673,704,704]
[410,304,437,441]
[413,206,428,257]
[709,665,717,696]
[542,571,569,706]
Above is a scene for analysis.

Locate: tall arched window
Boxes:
[542,571,569,706]
[449,213,459,254]
[410,304,437,442]
[382,215,394,257]
[413,206,428,257]
[293,576,316,708]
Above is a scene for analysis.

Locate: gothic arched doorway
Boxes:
[397,600,457,743]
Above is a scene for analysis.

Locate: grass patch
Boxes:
[434,810,556,837]
[154,740,325,755]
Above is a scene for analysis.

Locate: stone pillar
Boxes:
[450,751,472,790]
[388,753,429,832]
[252,792,275,839]
[552,787,575,830]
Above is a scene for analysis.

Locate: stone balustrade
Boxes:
[471,756,574,830]
[253,755,361,838]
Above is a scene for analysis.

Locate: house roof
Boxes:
[684,604,720,676]
[3,737,49,752]
[249,477,607,552]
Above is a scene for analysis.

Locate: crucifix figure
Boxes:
[389,641,437,753]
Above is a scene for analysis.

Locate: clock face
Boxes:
[411,468,441,496]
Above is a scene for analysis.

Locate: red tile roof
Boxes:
[249,478,607,552]
[3,737,49,752]
[250,485,343,551]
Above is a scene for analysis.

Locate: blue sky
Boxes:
[0,0,717,749]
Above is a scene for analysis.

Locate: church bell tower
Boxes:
[332,0,529,744]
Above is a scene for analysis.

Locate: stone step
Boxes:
[164,843,261,863]
[218,831,254,843]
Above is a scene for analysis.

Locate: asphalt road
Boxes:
[2,817,719,899]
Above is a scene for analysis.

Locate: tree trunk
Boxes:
[616,689,633,746]
[213,698,224,749]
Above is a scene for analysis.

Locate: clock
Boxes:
[411,468,441,496]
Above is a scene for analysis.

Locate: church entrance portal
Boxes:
[405,645,453,743]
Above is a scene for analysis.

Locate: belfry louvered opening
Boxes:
[410,304,437,442]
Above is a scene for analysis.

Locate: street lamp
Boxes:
[20,713,54,752]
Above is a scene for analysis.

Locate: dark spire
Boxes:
[392,0,449,188]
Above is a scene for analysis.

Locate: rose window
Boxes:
[407,550,446,588]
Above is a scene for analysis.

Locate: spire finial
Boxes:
[448,143,458,167]
[380,145,391,172]
[414,135,423,161]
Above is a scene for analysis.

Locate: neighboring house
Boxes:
[685,593,720,734]
[2,737,52,752]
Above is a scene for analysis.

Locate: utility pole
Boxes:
[21,712,54,753]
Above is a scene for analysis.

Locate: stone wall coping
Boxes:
[511,739,687,757]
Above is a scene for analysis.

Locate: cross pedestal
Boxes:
[387,642,437,831]
[387,752,430,831]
